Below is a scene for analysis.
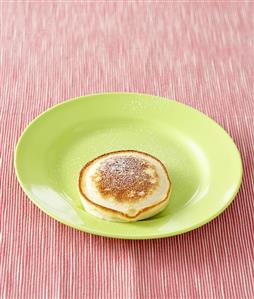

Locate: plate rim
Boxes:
[14,92,243,239]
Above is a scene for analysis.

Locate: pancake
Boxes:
[78,150,172,222]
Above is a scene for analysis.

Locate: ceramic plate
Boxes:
[15,93,242,239]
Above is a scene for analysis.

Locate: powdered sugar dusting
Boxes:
[92,155,159,202]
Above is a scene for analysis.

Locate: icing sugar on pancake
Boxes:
[92,155,159,202]
[79,150,172,222]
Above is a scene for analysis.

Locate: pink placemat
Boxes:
[1,2,253,299]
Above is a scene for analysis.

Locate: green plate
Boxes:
[15,93,242,239]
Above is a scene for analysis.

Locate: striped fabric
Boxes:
[0,2,253,299]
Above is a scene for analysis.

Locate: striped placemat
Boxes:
[0,2,253,298]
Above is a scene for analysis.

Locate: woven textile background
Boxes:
[0,2,253,299]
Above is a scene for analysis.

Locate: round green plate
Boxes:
[15,93,242,239]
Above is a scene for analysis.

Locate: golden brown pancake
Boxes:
[79,150,171,222]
